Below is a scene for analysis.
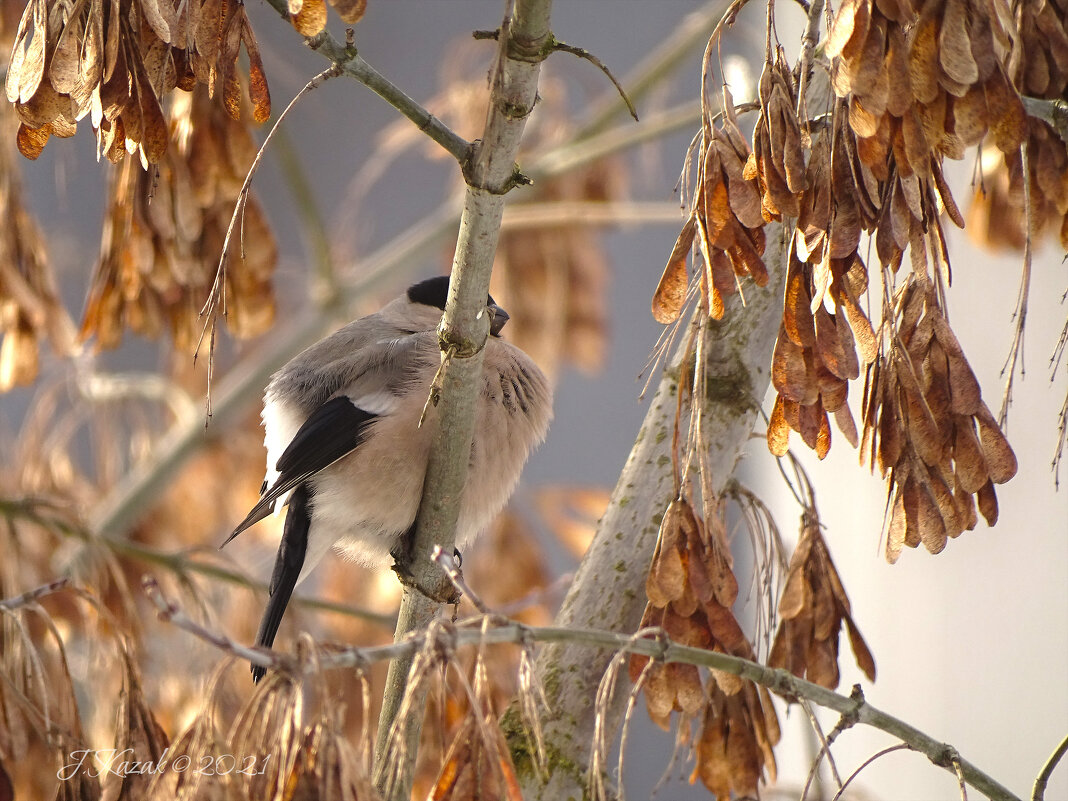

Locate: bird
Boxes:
[222,276,552,681]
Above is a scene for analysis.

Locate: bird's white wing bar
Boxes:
[221,396,377,546]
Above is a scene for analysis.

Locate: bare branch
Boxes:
[0,578,71,611]
[305,32,473,164]
[142,576,287,673]
[1021,96,1068,143]
[799,698,844,793]
[255,0,472,163]
[794,0,825,131]
[143,587,1023,801]
[550,40,639,122]
[801,685,863,801]
[576,0,737,138]
[373,3,554,798]
[474,28,639,122]
[1033,733,1068,801]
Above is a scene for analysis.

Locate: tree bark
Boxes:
[513,223,787,799]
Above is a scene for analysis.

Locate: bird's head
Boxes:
[405,276,509,337]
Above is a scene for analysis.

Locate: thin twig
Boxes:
[474,28,639,122]
[575,0,735,138]
[800,698,845,792]
[0,578,71,611]
[794,0,825,140]
[1033,733,1068,801]
[257,0,474,163]
[1020,96,1068,143]
[143,576,286,672]
[801,684,863,801]
[551,40,639,122]
[830,744,913,801]
[953,749,970,801]
[1054,390,1068,487]
[306,35,473,165]
[196,64,343,408]
[431,546,488,613]
[998,141,1034,427]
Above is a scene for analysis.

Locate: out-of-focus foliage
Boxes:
[82,86,277,351]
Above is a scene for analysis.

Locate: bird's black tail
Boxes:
[252,483,311,683]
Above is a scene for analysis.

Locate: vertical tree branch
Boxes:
[372,2,554,798]
[512,224,788,798]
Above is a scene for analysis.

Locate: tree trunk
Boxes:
[513,223,787,799]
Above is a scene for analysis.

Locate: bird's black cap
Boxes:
[407,276,498,313]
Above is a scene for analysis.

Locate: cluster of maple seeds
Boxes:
[768,513,876,688]
[640,0,1047,782]
[862,280,1017,560]
[970,0,1068,250]
[6,0,271,164]
[827,0,1027,273]
[630,499,780,799]
[81,87,276,350]
[654,107,751,322]
[829,0,1025,167]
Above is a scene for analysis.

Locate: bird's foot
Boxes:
[390,545,462,605]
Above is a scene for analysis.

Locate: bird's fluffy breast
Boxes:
[260,336,552,569]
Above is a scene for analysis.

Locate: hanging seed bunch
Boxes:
[630,498,780,800]
[861,278,1018,561]
[81,85,276,350]
[828,0,1023,176]
[826,0,1025,276]
[767,245,877,460]
[969,0,1068,251]
[751,53,806,222]
[653,83,770,325]
[655,0,1035,559]
[767,107,882,458]
[768,511,876,688]
[5,0,272,164]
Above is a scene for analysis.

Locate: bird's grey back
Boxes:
[266,317,437,415]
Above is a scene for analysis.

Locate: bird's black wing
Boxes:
[222,396,377,547]
[252,483,311,682]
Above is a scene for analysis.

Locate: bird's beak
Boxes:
[489,304,509,336]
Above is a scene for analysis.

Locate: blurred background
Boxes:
[0,1,1065,799]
